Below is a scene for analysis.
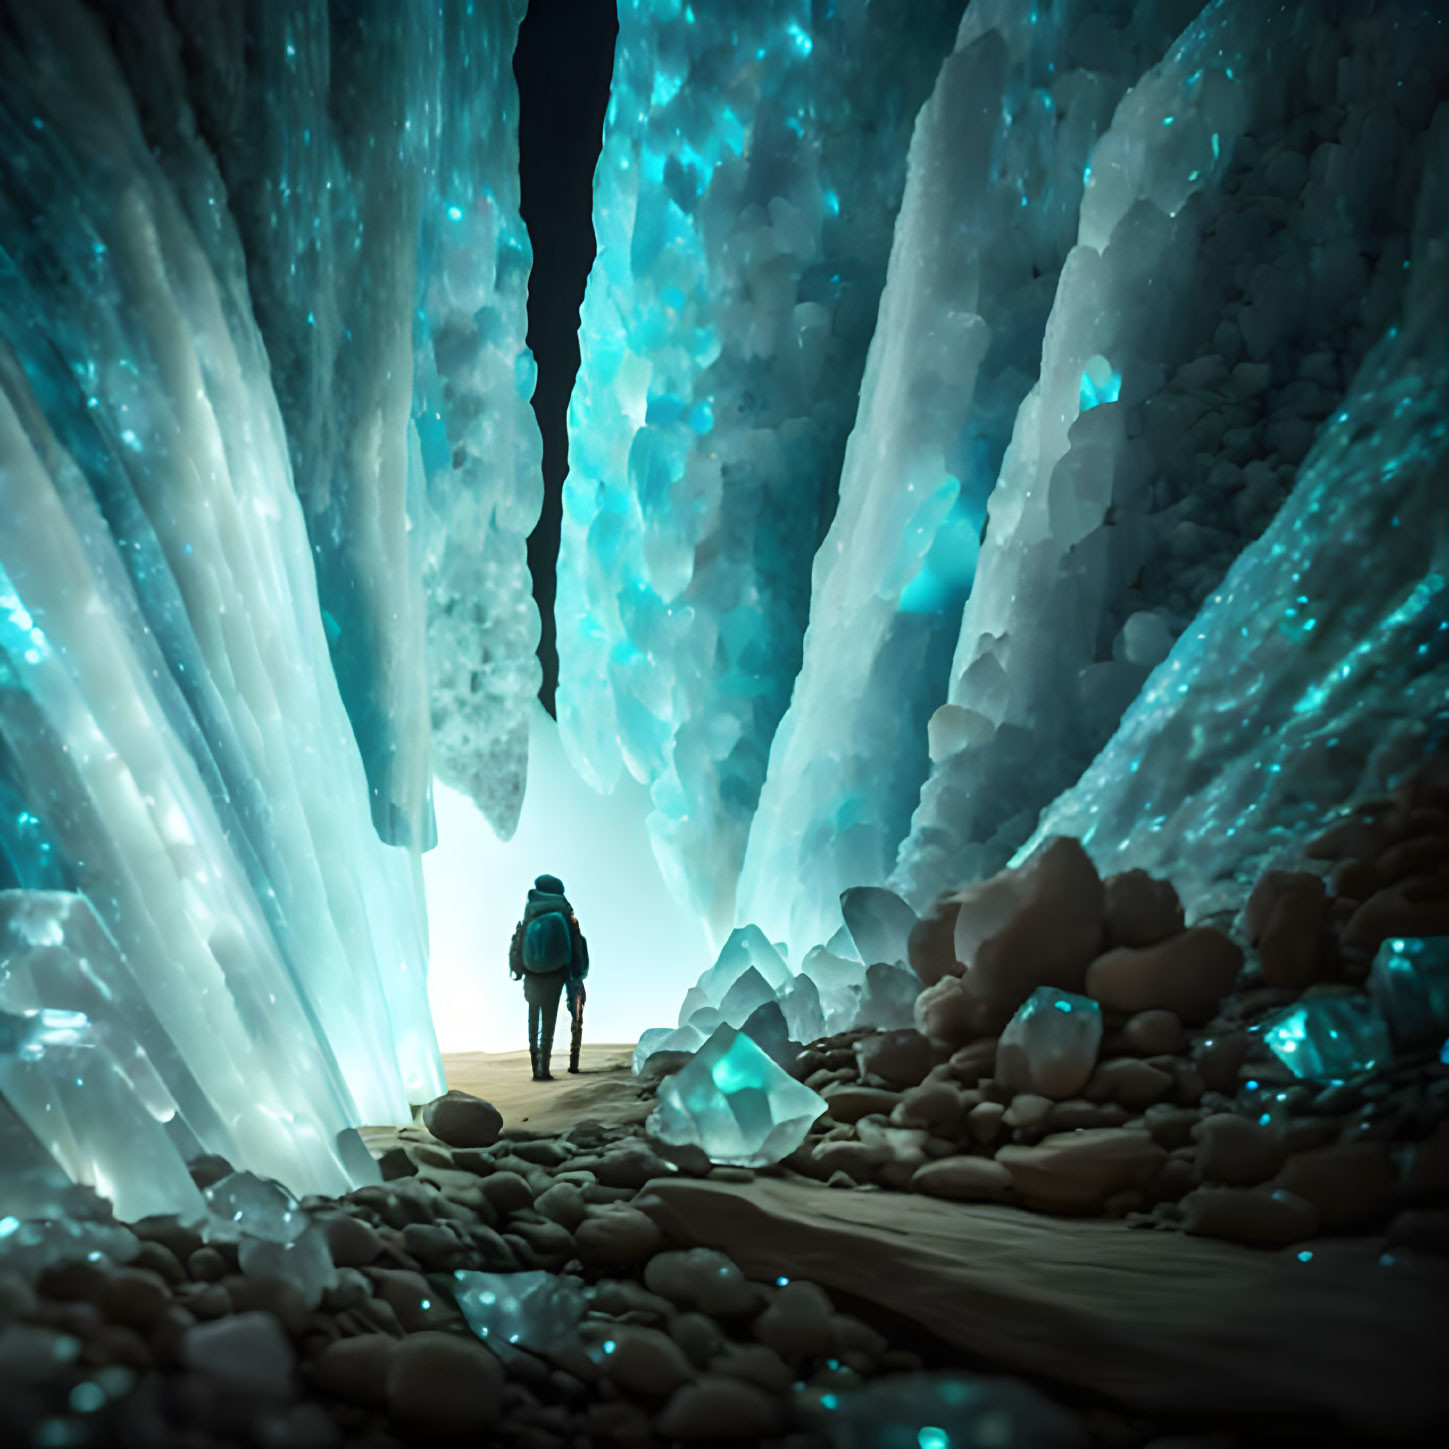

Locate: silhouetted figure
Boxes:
[509,874,588,1081]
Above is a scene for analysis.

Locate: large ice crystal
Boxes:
[0,0,451,1205]
[139,0,543,841]
[1369,938,1449,1052]
[558,0,964,938]
[1259,996,1393,1082]
[1013,208,1449,910]
[647,1025,826,1168]
[738,0,1194,956]
[895,0,1449,907]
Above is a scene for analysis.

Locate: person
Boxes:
[508,874,588,1081]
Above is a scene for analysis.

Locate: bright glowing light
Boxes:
[423,703,713,1050]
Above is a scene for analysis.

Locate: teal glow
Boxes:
[918,1431,949,1449]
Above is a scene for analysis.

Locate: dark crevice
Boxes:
[514,0,618,717]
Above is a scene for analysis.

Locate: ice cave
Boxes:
[2,0,1448,1444]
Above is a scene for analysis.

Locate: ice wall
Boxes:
[1021,141,1449,911]
[131,0,543,843]
[0,0,462,1208]
[894,0,1449,909]
[736,0,1199,957]
[558,0,963,939]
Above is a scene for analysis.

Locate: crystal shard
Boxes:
[633,1025,704,1077]
[647,1026,827,1168]
[840,887,918,968]
[741,1000,795,1070]
[453,1269,588,1355]
[1259,996,1393,1081]
[1369,938,1449,1051]
[995,988,1103,1100]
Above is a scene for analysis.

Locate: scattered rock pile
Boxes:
[778,759,1449,1251]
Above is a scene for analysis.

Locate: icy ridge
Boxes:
[736,0,1197,958]
[559,0,963,938]
[894,0,1449,908]
[0,0,445,1207]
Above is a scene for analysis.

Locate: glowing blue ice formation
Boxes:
[1016,228,1449,910]
[738,0,1192,955]
[453,1269,589,1355]
[560,0,963,938]
[0,1,447,1207]
[164,0,542,841]
[647,1025,826,1167]
[1259,997,1393,1082]
[895,0,1449,908]
[1369,938,1449,1052]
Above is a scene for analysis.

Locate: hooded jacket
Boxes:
[509,888,589,980]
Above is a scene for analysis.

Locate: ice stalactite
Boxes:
[736,0,1198,959]
[128,0,543,843]
[893,0,1449,911]
[558,0,964,940]
[0,0,509,1209]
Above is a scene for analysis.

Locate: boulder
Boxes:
[421,1091,503,1150]
[1273,1141,1397,1229]
[960,839,1106,1011]
[891,1080,970,1137]
[309,1334,394,1407]
[996,1129,1166,1214]
[1180,1187,1318,1245]
[1120,1009,1185,1056]
[574,1206,666,1267]
[907,892,967,986]
[1191,1114,1284,1185]
[912,1156,1014,1202]
[1085,928,1243,1024]
[1244,872,1328,989]
[855,1029,934,1089]
[1104,871,1184,948]
[385,1331,503,1432]
[822,1085,902,1123]
[1084,1059,1174,1111]
[914,974,981,1049]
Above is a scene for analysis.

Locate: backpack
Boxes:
[522,909,572,972]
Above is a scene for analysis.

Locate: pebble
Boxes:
[96,1267,172,1330]
[911,1156,1014,1203]
[308,1334,394,1407]
[1086,928,1244,1024]
[385,1331,503,1431]
[656,1375,782,1439]
[421,1090,504,1149]
[324,1214,382,1269]
[183,1311,296,1396]
[1085,1059,1175,1110]
[822,1085,903,1123]
[997,1129,1167,1214]
[591,1323,695,1396]
[1191,1114,1284,1185]
[644,1249,760,1318]
[1180,1186,1318,1245]
[1121,1009,1186,1057]
[752,1280,833,1363]
[534,1181,589,1231]
[1274,1141,1396,1228]
[479,1170,535,1214]
[854,1029,934,1089]
[573,1206,666,1267]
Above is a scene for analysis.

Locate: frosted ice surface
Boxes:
[143,0,542,842]
[698,926,792,1005]
[840,887,917,968]
[1015,232,1449,911]
[453,1269,589,1355]
[1259,997,1392,1082]
[1369,939,1449,1052]
[895,0,1449,908]
[739,0,1191,958]
[0,1,442,1206]
[647,1026,827,1168]
[740,1000,794,1069]
[633,1024,704,1076]
[854,963,920,1032]
[996,988,1103,1100]
[559,0,964,939]
[822,1370,1089,1449]
[718,966,779,1029]
[0,1007,204,1225]
[801,947,868,1032]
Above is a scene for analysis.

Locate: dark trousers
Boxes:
[524,968,567,1072]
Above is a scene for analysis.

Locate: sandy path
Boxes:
[442,1043,650,1134]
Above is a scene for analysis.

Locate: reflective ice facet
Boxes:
[1259,996,1393,1081]
[1369,937,1449,1050]
[453,1269,589,1355]
[647,1026,827,1168]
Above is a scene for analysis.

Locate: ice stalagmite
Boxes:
[0,0,471,1206]
[559,0,962,938]
[737,0,1194,957]
[895,0,1449,908]
[135,0,543,841]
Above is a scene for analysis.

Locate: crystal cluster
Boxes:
[647,1026,827,1168]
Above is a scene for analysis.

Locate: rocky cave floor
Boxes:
[4,764,1449,1449]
